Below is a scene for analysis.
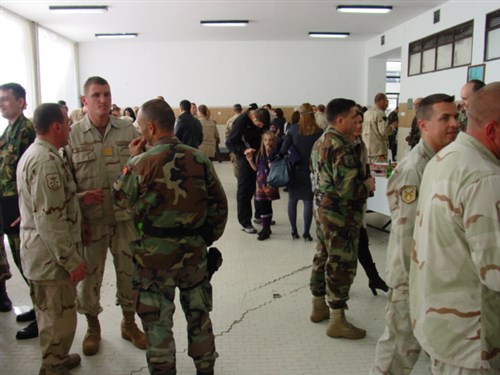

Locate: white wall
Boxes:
[364,1,500,103]
[78,40,365,109]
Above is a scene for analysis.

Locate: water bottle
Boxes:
[386,159,393,178]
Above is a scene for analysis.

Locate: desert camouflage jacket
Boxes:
[17,139,83,281]
[409,132,500,370]
[65,115,139,225]
[385,139,434,289]
[362,106,391,158]
[0,114,35,197]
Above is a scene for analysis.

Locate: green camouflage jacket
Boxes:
[113,136,228,277]
[310,127,369,228]
[0,114,35,197]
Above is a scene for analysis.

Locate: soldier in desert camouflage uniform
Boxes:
[410,82,500,374]
[65,76,145,355]
[113,99,228,375]
[370,94,459,375]
[458,79,485,131]
[0,82,38,338]
[362,93,391,163]
[309,98,375,340]
[17,103,87,375]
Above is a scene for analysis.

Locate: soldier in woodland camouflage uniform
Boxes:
[0,82,38,338]
[370,94,459,375]
[309,98,375,340]
[410,82,500,374]
[113,99,228,375]
[17,103,87,375]
[65,76,145,355]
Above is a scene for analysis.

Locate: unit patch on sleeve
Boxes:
[401,185,417,204]
[46,173,62,191]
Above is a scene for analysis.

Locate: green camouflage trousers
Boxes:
[133,265,217,375]
[77,220,137,315]
[310,220,359,309]
[0,197,23,281]
[0,230,22,282]
[30,279,77,375]
[370,288,421,375]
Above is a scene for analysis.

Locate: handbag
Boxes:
[267,156,290,188]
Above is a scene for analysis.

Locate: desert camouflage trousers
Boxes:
[133,265,217,375]
[77,220,138,315]
[430,358,498,374]
[370,287,421,375]
[30,279,77,375]
[310,219,359,309]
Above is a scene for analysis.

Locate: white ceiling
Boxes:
[1,0,448,43]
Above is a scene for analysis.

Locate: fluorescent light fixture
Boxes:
[336,5,393,14]
[95,33,138,39]
[200,20,249,27]
[49,5,108,14]
[309,32,350,39]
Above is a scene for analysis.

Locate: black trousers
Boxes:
[236,157,257,227]
[357,226,377,280]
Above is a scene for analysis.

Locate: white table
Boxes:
[367,176,391,231]
[367,176,390,216]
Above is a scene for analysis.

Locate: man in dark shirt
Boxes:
[226,108,269,233]
[174,100,202,148]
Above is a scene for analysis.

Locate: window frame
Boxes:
[408,20,474,76]
[484,8,500,62]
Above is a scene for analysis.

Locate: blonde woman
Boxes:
[280,103,323,241]
[198,104,220,160]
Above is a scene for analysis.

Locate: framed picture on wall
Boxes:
[467,64,485,81]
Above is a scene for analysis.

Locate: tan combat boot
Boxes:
[121,311,147,349]
[82,314,101,355]
[326,308,366,339]
[310,296,330,323]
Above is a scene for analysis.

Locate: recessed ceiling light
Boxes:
[49,5,108,14]
[308,32,350,39]
[336,5,393,14]
[200,20,249,27]
[95,33,138,39]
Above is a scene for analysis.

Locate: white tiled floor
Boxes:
[0,161,430,375]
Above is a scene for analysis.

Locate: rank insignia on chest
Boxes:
[46,173,62,191]
[401,185,417,204]
[103,146,113,156]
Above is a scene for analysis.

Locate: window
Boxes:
[485,9,500,61]
[38,27,79,111]
[0,9,37,133]
[408,20,473,76]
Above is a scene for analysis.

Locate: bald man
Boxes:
[458,79,485,131]
[362,93,391,162]
[410,82,500,373]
